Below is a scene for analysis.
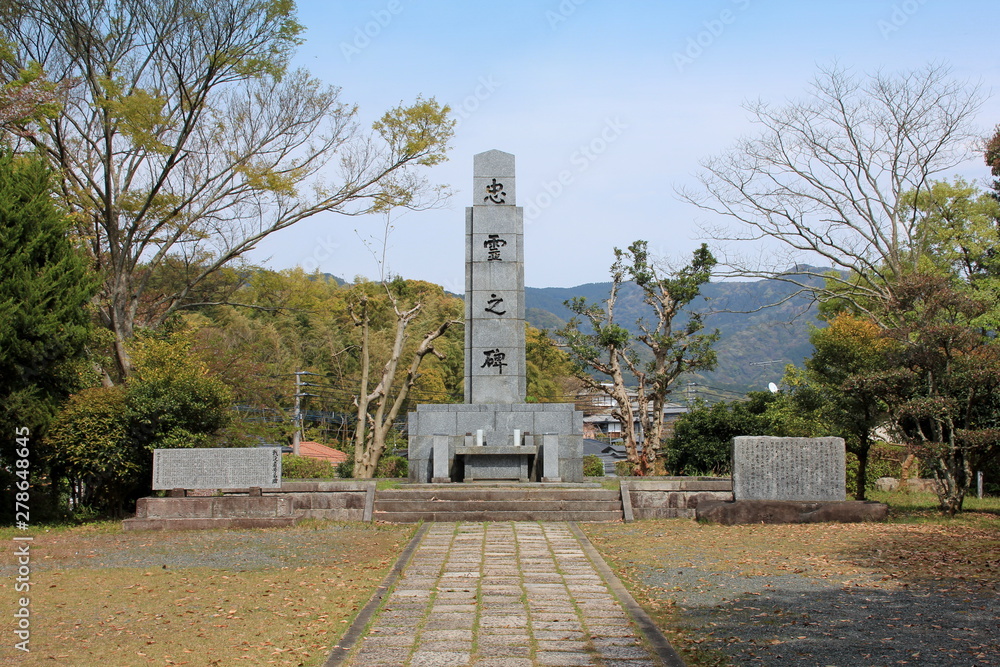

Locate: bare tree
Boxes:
[0,0,454,379]
[680,63,984,325]
[349,282,459,478]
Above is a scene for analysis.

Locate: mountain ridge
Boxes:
[524,270,829,398]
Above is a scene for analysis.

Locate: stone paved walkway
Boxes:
[340,522,666,667]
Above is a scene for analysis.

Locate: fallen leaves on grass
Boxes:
[0,522,413,667]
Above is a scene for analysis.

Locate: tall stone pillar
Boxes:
[407,149,583,484]
[465,149,525,404]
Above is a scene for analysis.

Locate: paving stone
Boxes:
[534,651,599,666]
[418,640,476,653]
[532,613,580,622]
[425,616,476,630]
[475,639,532,657]
[432,603,478,614]
[590,637,642,648]
[595,644,659,659]
[534,630,588,641]
[394,588,434,598]
[532,621,585,632]
[471,658,534,667]
[587,625,636,638]
[362,634,417,647]
[410,650,473,666]
[479,614,529,628]
[533,637,589,651]
[351,646,412,665]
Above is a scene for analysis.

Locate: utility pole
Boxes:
[293,371,321,455]
[293,371,305,455]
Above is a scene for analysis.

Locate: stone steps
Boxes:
[372,487,624,523]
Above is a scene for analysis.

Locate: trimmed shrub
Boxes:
[281,454,338,479]
[614,460,636,477]
[583,454,605,477]
[376,455,408,478]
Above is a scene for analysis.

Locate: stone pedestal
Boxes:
[409,403,584,483]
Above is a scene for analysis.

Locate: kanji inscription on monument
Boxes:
[152,447,282,490]
[732,436,845,501]
[465,149,525,403]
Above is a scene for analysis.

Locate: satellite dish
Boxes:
[768,382,779,394]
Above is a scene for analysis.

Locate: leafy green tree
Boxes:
[787,314,897,499]
[983,124,1000,197]
[666,392,778,475]
[900,178,1000,330]
[0,151,97,520]
[525,326,577,403]
[560,242,718,474]
[0,0,454,379]
[45,329,233,515]
[126,330,233,451]
[860,274,1000,515]
[44,387,132,513]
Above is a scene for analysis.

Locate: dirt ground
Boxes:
[584,515,1000,667]
[0,521,414,667]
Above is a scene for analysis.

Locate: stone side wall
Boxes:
[124,482,372,530]
[622,478,734,519]
[274,481,371,521]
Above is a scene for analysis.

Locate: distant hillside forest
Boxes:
[525,270,830,400]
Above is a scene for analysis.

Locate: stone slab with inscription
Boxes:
[732,436,845,501]
[152,447,282,490]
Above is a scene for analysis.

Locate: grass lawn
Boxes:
[0,521,414,667]
[583,491,1000,666]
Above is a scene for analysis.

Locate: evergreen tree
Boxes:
[0,151,97,520]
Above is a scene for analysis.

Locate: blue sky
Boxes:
[245,1,1000,290]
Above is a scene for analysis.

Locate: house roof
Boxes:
[297,441,348,463]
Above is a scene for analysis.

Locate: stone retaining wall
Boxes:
[124,481,374,530]
[622,478,734,519]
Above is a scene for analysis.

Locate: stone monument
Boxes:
[731,436,846,501]
[152,447,282,490]
[695,434,888,524]
[407,150,584,483]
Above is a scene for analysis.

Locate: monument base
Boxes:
[696,499,889,525]
[407,403,584,483]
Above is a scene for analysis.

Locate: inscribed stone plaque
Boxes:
[732,436,845,501]
[152,447,282,490]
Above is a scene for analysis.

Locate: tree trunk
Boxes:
[350,294,453,478]
[854,444,869,501]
